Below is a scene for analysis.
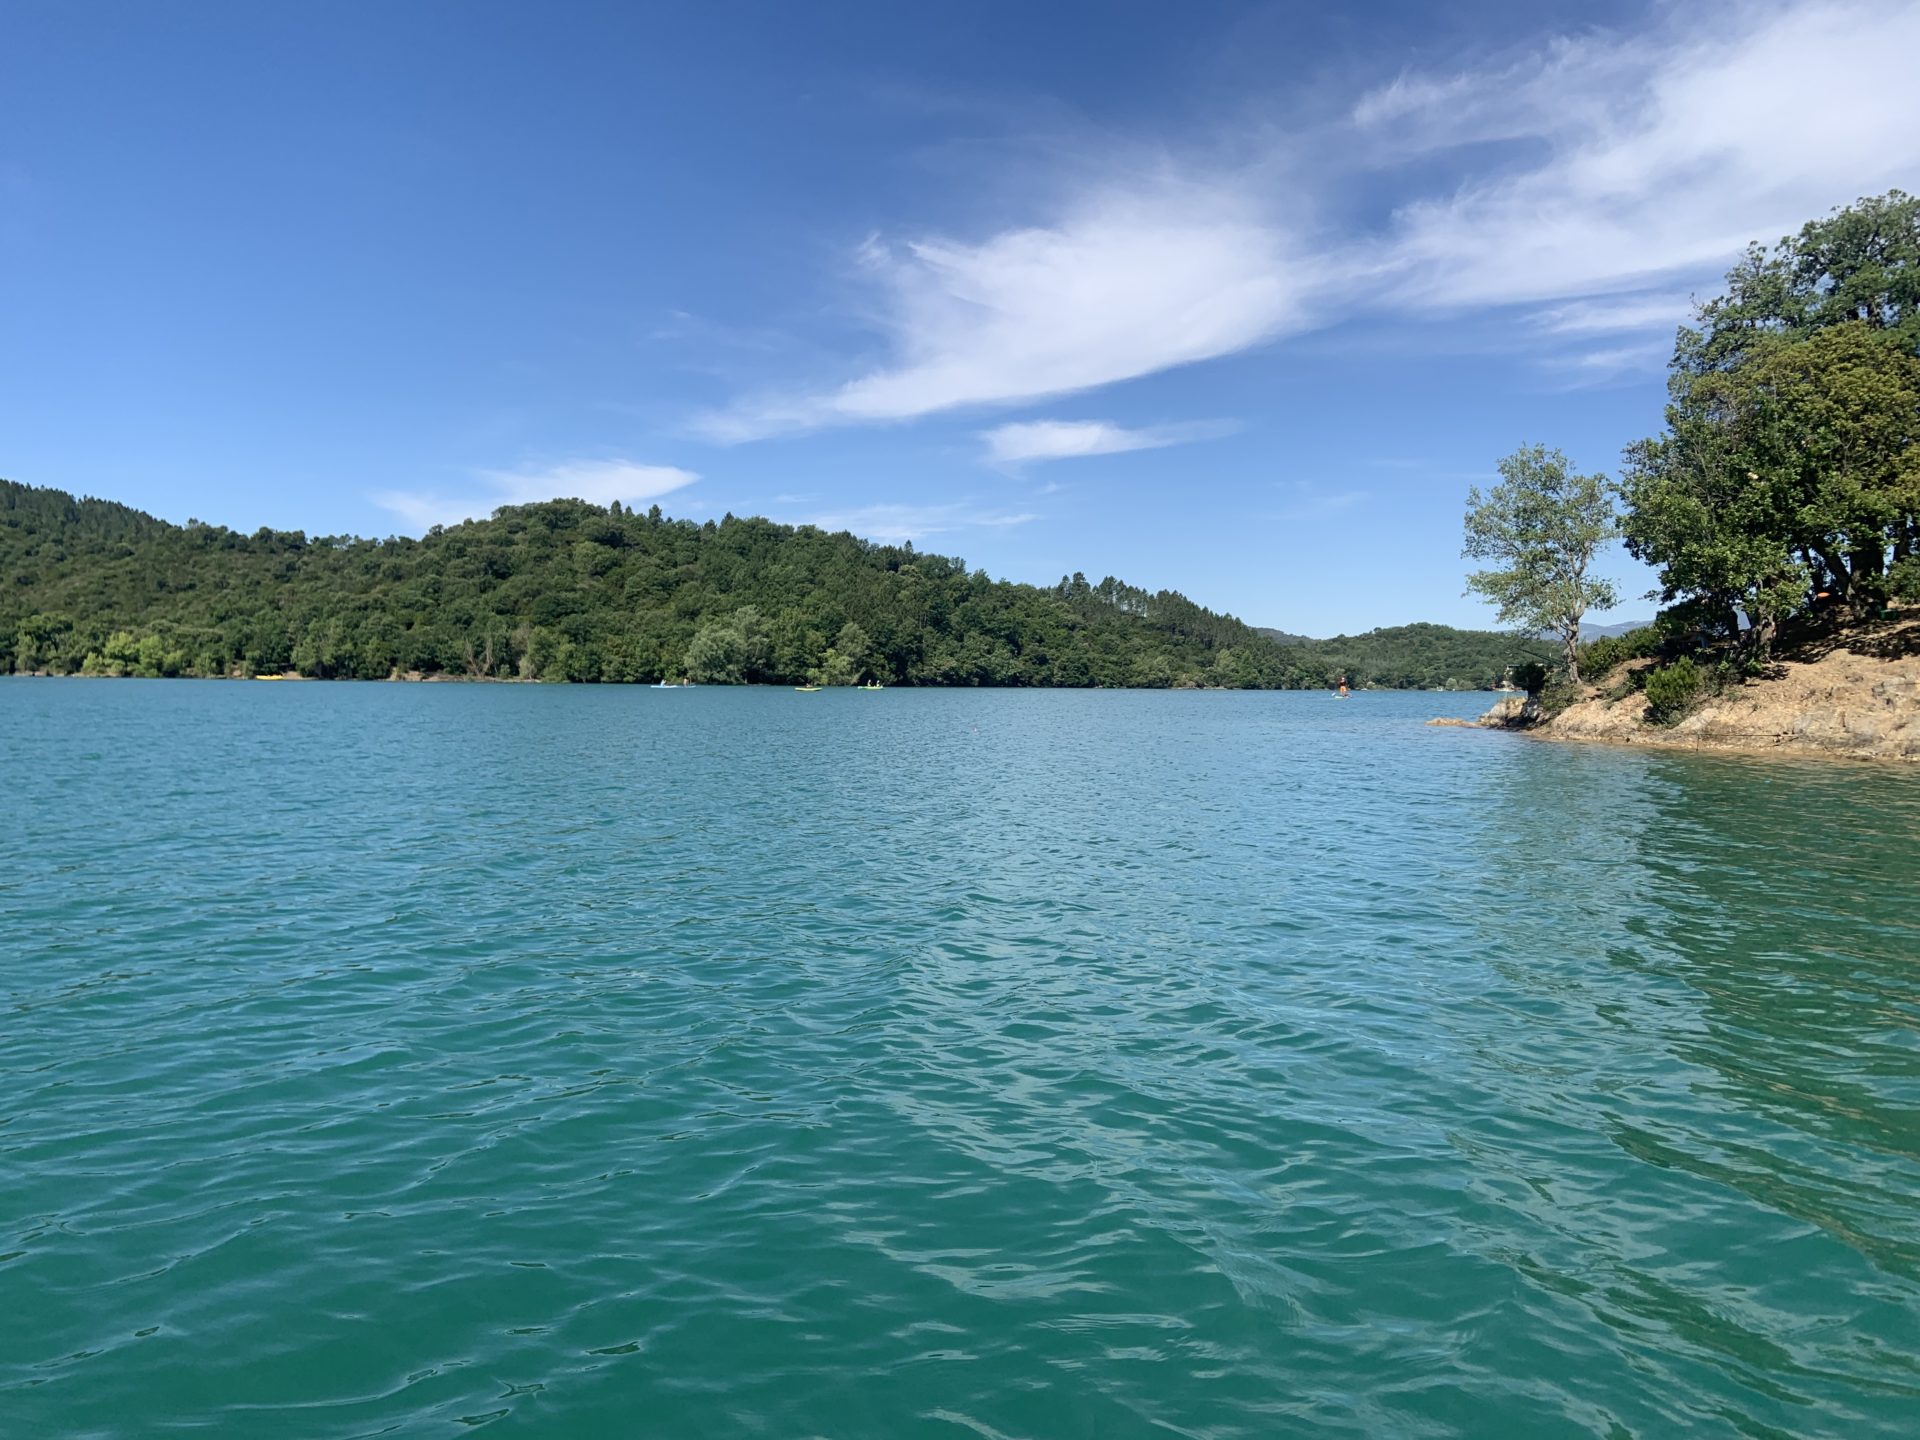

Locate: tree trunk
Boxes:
[1562,620,1582,685]
[1853,537,1885,583]
[1816,544,1852,598]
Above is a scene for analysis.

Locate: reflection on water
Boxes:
[1471,746,1920,1426]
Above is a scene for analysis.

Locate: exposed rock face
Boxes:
[1535,645,1920,761]
[1428,696,1529,730]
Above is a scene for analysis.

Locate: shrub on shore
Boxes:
[1890,556,1920,603]
[1643,658,1704,725]
[1578,626,1660,680]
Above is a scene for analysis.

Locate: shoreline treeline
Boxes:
[1,484,1545,690]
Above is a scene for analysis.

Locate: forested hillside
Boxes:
[1,482,1538,688]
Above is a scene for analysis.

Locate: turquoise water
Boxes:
[4,681,1918,1438]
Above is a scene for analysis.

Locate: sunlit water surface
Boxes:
[4,682,1918,1438]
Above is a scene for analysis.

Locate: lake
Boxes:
[4,681,1918,1437]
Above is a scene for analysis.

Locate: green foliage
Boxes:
[1890,554,1920,601]
[812,646,862,688]
[1537,672,1579,717]
[1510,662,1549,697]
[1623,192,1919,661]
[683,608,771,684]
[1463,445,1619,681]
[1693,190,1920,365]
[1577,626,1660,679]
[821,621,872,685]
[0,479,1550,691]
[1643,658,1704,725]
[1303,622,1551,690]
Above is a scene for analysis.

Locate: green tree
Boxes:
[813,644,862,687]
[1693,189,1918,368]
[1620,390,1806,660]
[681,607,772,684]
[1624,193,1919,657]
[1643,658,1704,726]
[104,629,142,675]
[829,621,871,681]
[682,617,747,684]
[133,633,171,677]
[1463,445,1619,682]
[13,613,70,673]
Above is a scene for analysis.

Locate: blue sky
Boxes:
[4,1,1917,633]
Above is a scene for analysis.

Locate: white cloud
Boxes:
[696,182,1315,440]
[375,459,697,532]
[692,0,1920,437]
[1543,341,1673,381]
[978,417,1230,465]
[797,503,1039,544]
[1368,0,1920,309]
[1352,35,1642,155]
[1529,291,1695,335]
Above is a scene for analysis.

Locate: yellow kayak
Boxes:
[795,685,821,692]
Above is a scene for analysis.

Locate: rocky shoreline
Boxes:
[1432,625,1920,762]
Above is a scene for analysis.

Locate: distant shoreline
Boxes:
[3,671,1516,694]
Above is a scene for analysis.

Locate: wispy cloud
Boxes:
[374,459,698,532]
[1367,0,1920,309]
[796,503,1039,544]
[1541,341,1673,384]
[1351,35,1642,156]
[690,0,1920,438]
[695,180,1317,441]
[978,417,1232,465]
[1271,479,1369,519]
[1529,291,1695,335]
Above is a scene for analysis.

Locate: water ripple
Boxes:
[2,682,1917,1437]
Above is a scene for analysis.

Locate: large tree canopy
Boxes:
[1623,192,1920,657]
[1693,189,1919,367]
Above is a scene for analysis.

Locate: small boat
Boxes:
[860,682,885,691]
[795,684,821,692]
